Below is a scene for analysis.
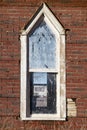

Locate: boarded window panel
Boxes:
[29,21,56,69]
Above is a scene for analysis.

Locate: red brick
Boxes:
[0,97,19,116]
[0,1,87,129]
[0,117,24,130]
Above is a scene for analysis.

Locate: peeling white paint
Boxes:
[20,3,66,120]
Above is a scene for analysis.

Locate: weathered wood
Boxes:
[67,99,77,117]
[20,3,66,120]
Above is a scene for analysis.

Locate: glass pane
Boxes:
[30,72,56,114]
[29,21,56,69]
[33,72,47,84]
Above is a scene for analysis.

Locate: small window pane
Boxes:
[29,21,56,69]
[33,72,47,84]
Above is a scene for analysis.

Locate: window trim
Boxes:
[20,3,66,120]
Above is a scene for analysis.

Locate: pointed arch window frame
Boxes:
[20,3,66,120]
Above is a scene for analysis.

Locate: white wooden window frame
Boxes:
[20,3,66,120]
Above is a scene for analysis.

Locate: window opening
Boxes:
[20,3,66,120]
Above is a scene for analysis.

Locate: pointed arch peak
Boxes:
[21,3,65,36]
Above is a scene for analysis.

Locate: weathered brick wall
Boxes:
[0,0,87,129]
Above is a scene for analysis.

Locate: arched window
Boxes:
[20,3,66,120]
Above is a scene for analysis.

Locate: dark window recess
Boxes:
[30,72,56,114]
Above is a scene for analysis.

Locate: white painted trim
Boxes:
[24,9,43,35]
[20,3,66,120]
[20,35,27,119]
[60,34,66,118]
[21,3,65,35]
[43,4,65,34]
[21,117,66,121]
[29,69,58,73]
[56,35,61,118]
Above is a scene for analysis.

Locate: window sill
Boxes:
[21,115,66,121]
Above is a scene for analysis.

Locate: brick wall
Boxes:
[0,0,87,129]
